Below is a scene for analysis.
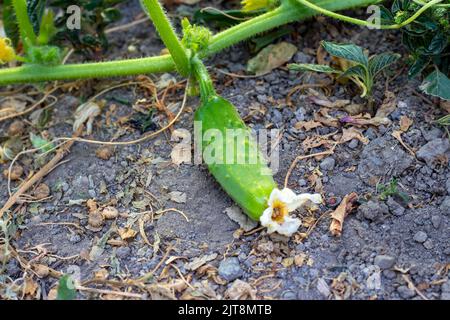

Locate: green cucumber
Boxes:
[195,96,277,220]
[192,55,277,220]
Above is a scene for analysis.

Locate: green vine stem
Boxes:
[206,0,380,56]
[12,0,37,45]
[294,0,444,29]
[413,0,449,7]
[0,55,175,84]
[0,0,378,85]
[140,0,190,76]
[191,56,216,102]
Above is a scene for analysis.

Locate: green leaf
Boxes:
[340,64,367,80]
[193,9,261,28]
[288,63,340,74]
[56,275,77,300]
[30,132,54,153]
[27,0,47,35]
[340,65,369,96]
[369,53,401,78]
[321,41,369,68]
[408,56,431,79]
[37,10,57,45]
[419,70,450,100]
[3,0,20,47]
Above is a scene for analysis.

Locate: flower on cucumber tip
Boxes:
[0,38,16,64]
[241,0,279,12]
[260,188,322,237]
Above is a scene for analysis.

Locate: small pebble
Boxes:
[413,231,428,243]
[218,257,243,282]
[320,157,336,171]
[431,215,441,229]
[374,255,396,270]
[423,239,434,250]
[348,139,359,149]
[397,285,416,299]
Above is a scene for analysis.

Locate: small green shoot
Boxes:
[30,132,54,153]
[289,41,400,104]
[377,178,410,203]
[56,275,77,300]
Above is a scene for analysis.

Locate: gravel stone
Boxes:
[397,285,416,299]
[416,138,450,166]
[440,197,450,215]
[387,197,406,216]
[442,280,450,292]
[320,157,336,171]
[218,257,243,282]
[374,255,396,270]
[358,200,389,222]
[348,139,359,149]
[116,246,131,259]
[423,239,434,250]
[422,128,443,142]
[281,290,297,300]
[413,231,428,243]
[431,215,441,229]
[358,137,413,184]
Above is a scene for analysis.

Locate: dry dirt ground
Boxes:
[0,0,449,300]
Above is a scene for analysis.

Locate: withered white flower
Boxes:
[73,101,101,135]
[260,188,322,237]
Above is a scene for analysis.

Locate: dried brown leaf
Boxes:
[294,120,323,131]
[339,127,369,145]
[392,130,415,156]
[329,192,358,236]
[224,279,257,300]
[399,116,413,133]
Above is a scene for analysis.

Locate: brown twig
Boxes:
[0,127,82,219]
[75,285,144,299]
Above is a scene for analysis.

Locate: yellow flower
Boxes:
[0,38,16,64]
[241,0,278,12]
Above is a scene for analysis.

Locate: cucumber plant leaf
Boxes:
[193,8,262,28]
[27,0,47,35]
[419,69,450,100]
[340,64,367,80]
[3,0,21,47]
[288,64,339,73]
[290,42,399,99]
[369,53,401,78]
[321,41,369,67]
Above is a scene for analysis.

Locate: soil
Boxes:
[0,1,449,300]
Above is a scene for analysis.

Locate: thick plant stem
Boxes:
[206,0,380,55]
[0,55,175,84]
[12,0,37,45]
[141,0,190,76]
[191,56,216,102]
[294,0,443,29]
[0,0,380,85]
